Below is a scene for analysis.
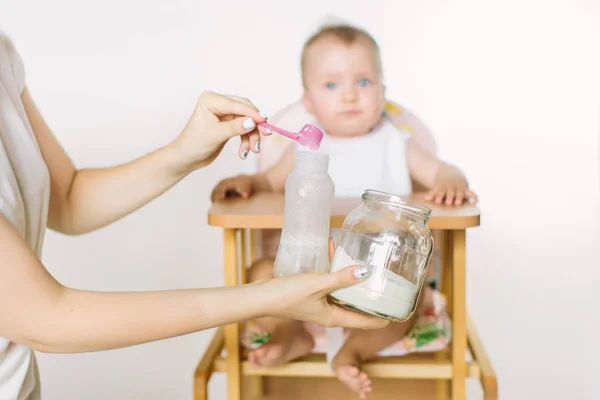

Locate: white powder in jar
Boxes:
[329,246,419,320]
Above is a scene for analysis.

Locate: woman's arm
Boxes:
[0,215,385,353]
[22,89,267,235]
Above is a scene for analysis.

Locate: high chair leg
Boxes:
[224,229,242,400]
[240,229,266,399]
[247,376,264,399]
[434,350,450,400]
[441,231,453,317]
[435,231,452,400]
[451,230,467,400]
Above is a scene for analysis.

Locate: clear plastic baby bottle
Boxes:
[274,152,335,276]
[329,190,434,321]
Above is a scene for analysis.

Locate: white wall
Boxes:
[1,0,599,399]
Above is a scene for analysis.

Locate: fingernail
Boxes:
[241,149,249,159]
[243,118,256,130]
[255,141,261,152]
[265,127,273,134]
[353,266,369,279]
[259,111,268,119]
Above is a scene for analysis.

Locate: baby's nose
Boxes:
[341,87,358,102]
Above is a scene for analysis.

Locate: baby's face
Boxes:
[303,37,385,137]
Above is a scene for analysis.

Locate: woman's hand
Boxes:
[25,88,271,235]
[171,91,271,171]
[260,238,388,329]
[263,265,388,329]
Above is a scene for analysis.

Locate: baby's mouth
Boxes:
[340,109,363,117]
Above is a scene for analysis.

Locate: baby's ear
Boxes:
[303,92,314,115]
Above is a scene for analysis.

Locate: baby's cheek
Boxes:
[366,105,384,124]
[320,103,339,120]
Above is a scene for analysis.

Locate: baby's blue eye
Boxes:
[357,79,371,87]
[325,82,337,89]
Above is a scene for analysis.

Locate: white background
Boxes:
[1,0,599,399]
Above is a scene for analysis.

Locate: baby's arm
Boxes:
[211,145,296,201]
[406,139,477,206]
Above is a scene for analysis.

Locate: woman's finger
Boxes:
[248,130,261,154]
[200,91,266,121]
[225,94,269,122]
[225,94,256,108]
[257,125,271,136]
[318,265,370,296]
[322,303,389,329]
[238,134,250,159]
[224,96,270,138]
[219,115,259,139]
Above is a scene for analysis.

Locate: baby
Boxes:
[211,24,477,398]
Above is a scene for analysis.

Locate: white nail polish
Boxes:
[243,118,255,130]
[353,266,369,279]
[255,142,261,152]
[265,127,273,134]
[241,149,249,159]
[259,111,268,119]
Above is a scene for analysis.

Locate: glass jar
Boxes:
[274,151,335,277]
[329,190,434,321]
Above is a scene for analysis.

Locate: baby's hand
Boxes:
[424,175,478,206]
[211,175,254,202]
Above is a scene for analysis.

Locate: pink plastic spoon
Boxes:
[259,122,323,150]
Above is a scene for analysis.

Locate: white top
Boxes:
[299,120,412,197]
[0,32,49,400]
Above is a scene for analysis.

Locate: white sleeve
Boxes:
[0,33,26,93]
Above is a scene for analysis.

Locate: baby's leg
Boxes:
[332,287,434,398]
[245,258,314,367]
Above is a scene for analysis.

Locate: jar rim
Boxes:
[362,189,432,220]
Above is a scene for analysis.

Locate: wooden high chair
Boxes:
[194,101,497,399]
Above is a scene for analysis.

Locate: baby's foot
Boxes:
[247,325,314,367]
[332,351,372,399]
